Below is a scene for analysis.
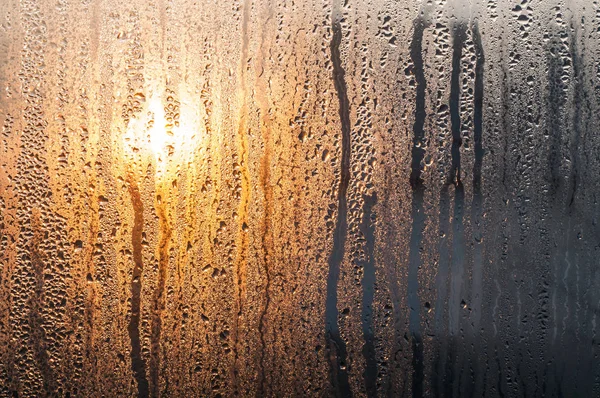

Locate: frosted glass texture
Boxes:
[0,0,599,396]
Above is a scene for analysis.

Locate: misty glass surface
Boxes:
[0,0,599,396]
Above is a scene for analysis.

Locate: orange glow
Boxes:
[123,90,200,177]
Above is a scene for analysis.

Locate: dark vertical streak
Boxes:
[408,17,427,190]
[324,15,352,398]
[471,21,485,329]
[472,27,485,195]
[408,16,428,398]
[471,21,486,397]
[150,199,171,398]
[360,193,378,398]
[127,177,149,398]
[449,24,466,184]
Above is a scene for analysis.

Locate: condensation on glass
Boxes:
[0,0,599,396]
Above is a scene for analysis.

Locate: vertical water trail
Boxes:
[470,20,486,396]
[407,15,428,398]
[470,20,485,335]
[150,189,172,398]
[127,175,149,398]
[324,1,352,395]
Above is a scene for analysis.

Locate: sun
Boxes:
[123,90,200,178]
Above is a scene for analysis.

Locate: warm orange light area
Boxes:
[123,90,201,177]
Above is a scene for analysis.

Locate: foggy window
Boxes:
[0,0,599,396]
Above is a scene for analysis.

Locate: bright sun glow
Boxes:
[123,90,200,177]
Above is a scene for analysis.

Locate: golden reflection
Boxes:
[123,89,201,178]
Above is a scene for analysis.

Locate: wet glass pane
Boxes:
[0,0,599,396]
